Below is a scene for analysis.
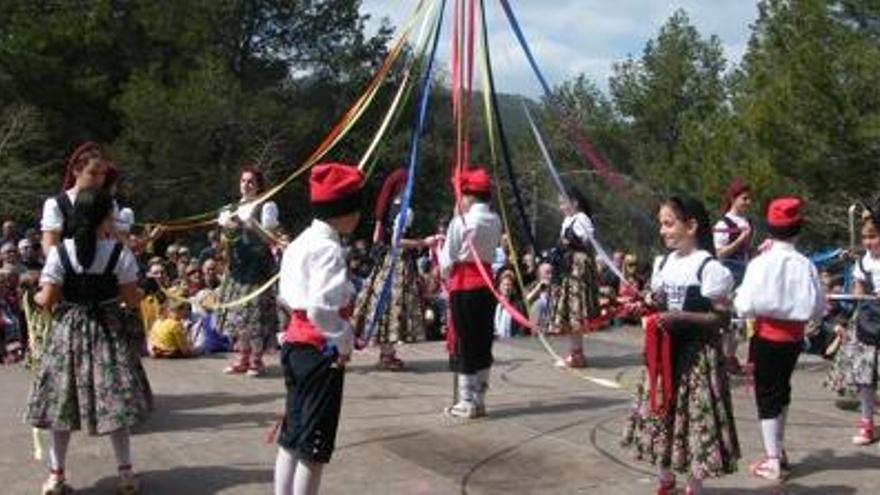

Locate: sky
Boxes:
[359,0,760,97]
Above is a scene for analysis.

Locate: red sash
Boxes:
[643,313,673,415]
[284,304,354,350]
[446,261,492,354]
[755,318,805,343]
[448,262,492,293]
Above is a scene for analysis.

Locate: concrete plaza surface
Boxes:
[2,327,879,494]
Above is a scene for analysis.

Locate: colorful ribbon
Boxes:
[358,0,448,349]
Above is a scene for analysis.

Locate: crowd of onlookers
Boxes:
[0,213,651,366]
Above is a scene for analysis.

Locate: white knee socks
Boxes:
[760,418,782,458]
[49,430,71,472]
[777,406,789,452]
[109,428,132,468]
[293,460,324,495]
[274,447,298,495]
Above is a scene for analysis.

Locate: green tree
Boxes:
[610,9,728,193]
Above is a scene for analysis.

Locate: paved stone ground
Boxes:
[2,326,879,494]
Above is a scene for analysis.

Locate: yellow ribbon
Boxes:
[476,10,620,390]
[142,0,433,232]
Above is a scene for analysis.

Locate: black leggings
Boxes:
[751,336,801,419]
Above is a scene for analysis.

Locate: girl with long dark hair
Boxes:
[622,196,740,495]
[26,187,152,495]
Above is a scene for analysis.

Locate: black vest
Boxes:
[226,203,276,284]
[58,242,123,305]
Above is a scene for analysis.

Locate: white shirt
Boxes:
[494,303,512,338]
[41,189,121,233]
[560,212,595,244]
[853,252,880,295]
[734,241,825,321]
[278,219,355,354]
[439,203,502,276]
[713,213,749,251]
[218,200,280,230]
[651,250,734,312]
[41,239,139,286]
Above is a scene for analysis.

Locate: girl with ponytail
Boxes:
[26,187,152,495]
[622,195,740,495]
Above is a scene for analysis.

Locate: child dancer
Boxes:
[553,188,601,368]
[622,196,739,495]
[274,163,363,495]
[440,167,502,419]
[735,197,824,480]
[827,204,880,446]
[352,168,436,370]
[25,188,152,494]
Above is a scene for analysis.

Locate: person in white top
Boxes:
[440,167,502,419]
[553,188,601,368]
[827,205,880,447]
[735,197,824,481]
[25,187,152,495]
[274,163,363,495]
[622,196,739,495]
[216,166,280,377]
[713,179,753,375]
[40,142,110,257]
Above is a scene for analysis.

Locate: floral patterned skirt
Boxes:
[216,276,278,354]
[352,252,424,345]
[552,250,600,333]
[826,318,879,396]
[25,303,153,435]
[621,338,740,478]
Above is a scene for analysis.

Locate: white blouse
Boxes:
[41,239,139,287]
[650,250,734,312]
[853,252,880,295]
[41,189,121,233]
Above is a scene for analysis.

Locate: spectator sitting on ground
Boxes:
[197,229,222,265]
[0,268,24,364]
[1,220,19,246]
[1,242,26,275]
[494,268,525,338]
[18,238,44,271]
[526,260,554,333]
[201,258,222,289]
[149,295,195,358]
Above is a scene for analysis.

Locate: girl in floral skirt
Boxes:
[621,196,740,495]
[552,188,601,368]
[827,205,880,446]
[25,188,152,494]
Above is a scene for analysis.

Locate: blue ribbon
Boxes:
[361,0,447,346]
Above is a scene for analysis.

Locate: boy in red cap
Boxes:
[735,197,825,481]
[274,163,363,495]
[440,167,502,419]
